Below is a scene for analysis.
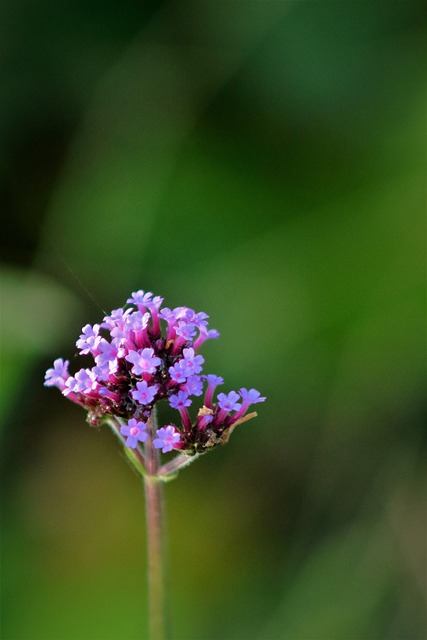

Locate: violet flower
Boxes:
[44,289,265,454]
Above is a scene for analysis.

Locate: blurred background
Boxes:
[1,1,426,639]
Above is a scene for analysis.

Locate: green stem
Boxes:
[144,413,166,640]
[158,452,201,480]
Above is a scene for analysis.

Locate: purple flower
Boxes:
[204,374,224,407]
[228,388,267,424]
[217,391,241,412]
[153,426,181,453]
[146,295,163,311]
[127,290,153,307]
[175,322,197,341]
[174,307,194,322]
[131,380,158,405]
[205,374,224,387]
[183,375,204,397]
[194,327,219,349]
[76,324,101,354]
[95,339,125,368]
[126,310,150,332]
[180,347,204,377]
[159,307,176,323]
[169,361,188,383]
[44,358,70,390]
[120,418,148,448]
[101,308,130,329]
[64,368,98,395]
[193,311,209,328]
[92,360,118,381]
[169,391,192,409]
[45,288,265,456]
[239,388,266,405]
[125,348,161,375]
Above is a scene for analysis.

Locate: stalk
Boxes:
[144,412,166,640]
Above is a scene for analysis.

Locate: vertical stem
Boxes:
[144,413,166,640]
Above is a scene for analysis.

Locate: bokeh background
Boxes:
[1,1,426,639]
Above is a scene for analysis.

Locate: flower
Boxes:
[125,348,161,376]
[44,289,265,455]
[153,426,181,453]
[169,391,192,409]
[64,368,98,395]
[44,358,69,390]
[183,375,204,397]
[131,381,158,405]
[217,391,241,412]
[76,324,101,355]
[204,374,223,408]
[120,419,148,448]
[179,348,204,377]
[239,388,267,405]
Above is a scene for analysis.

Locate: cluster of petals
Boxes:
[44,290,265,454]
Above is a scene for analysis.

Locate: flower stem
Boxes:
[144,412,166,640]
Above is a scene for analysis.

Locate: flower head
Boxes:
[44,289,264,456]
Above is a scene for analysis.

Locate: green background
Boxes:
[1,1,425,639]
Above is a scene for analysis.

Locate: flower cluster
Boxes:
[44,290,265,455]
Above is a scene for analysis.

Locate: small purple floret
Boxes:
[120,418,148,448]
[217,391,241,412]
[239,388,266,405]
[131,381,158,405]
[153,426,181,453]
[44,358,70,389]
[183,375,204,397]
[76,324,100,354]
[169,391,192,409]
[125,348,161,375]
[180,347,204,377]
